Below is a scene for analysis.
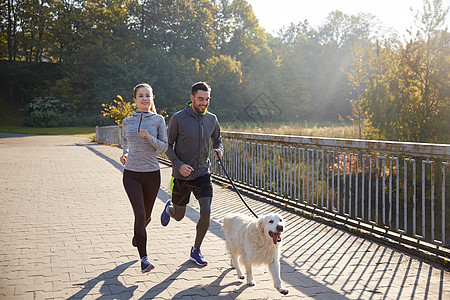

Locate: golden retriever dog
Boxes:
[223,213,289,295]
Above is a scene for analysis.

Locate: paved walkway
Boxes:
[0,133,448,300]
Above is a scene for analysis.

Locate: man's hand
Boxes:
[120,154,127,165]
[214,149,223,161]
[179,164,194,177]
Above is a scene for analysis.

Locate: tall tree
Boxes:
[201,54,243,119]
[316,10,379,49]
[129,0,218,60]
[218,0,269,64]
[15,0,55,62]
[49,0,89,63]
[403,0,449,142]
[0,0,23,61]
[347,41,371,138]
[360,0,449,142]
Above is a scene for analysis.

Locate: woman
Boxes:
[120,83,168,273]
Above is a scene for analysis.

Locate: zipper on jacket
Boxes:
[197,117,202,178]
[200,122,204,177]
[137,113,143,133]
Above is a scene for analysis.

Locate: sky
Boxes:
[245,0,450,35]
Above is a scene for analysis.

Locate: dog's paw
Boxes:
[278,287,289,295]
[247,279,256,286]
[238,274,244,279]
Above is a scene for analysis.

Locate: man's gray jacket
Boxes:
[166,101,223,181]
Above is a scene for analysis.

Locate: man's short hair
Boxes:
[191,82,211,95]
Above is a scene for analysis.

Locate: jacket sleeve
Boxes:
[146,115,168,152]
[165,114,184,170]
[211,116,223,154]
[121,120,129,156]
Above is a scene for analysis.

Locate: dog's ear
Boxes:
[257,216,265,233]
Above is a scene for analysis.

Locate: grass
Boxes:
[0,100,96,139]
[222,122,359,139]
[0,125,96,139]
[0,122,356,140]
[1,100,358,140]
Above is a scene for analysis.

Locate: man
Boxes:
[161,81,223,266]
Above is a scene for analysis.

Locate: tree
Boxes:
[347,41,370,138]
[0,0,21,61]
[402,0,449,142]
[201,54,243,120]
[129,0,218,60]
[276,10,381,123]
[360,0,449,143]
[49,0,88,63]
[360,41,405,140]
[218,0,269,64]
[316,10,379,49]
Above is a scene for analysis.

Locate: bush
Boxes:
[101,95,136,125]
[24,97,76,127]
[24,97,116,127]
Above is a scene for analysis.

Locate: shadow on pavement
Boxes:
[138,260,211,299]
[68,260,138,299]
[0,133,37,138]
[170,268,249,299]
[79,144,125,173]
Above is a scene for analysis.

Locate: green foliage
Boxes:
[219,0,270,63]
[201,55,243,119]
[25,97,76,127]
[0,61,64,103]
[350,0,450,143]
[24,97,112,127]
[0,100,27,126]
[0,0,448,142]
[347,41,371,139]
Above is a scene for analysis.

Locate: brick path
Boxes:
[0,133,448,299]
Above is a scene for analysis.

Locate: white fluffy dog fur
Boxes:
[222,213,288,295]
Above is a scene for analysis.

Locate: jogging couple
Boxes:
[120,81,223,273]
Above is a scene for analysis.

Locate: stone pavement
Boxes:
[0,133,449,300]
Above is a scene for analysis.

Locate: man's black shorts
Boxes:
[172,173,213,206]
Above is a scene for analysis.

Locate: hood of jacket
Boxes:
[185,101,208,117]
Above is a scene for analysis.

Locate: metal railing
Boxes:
[96,126,450,254]
[211,132,450,253]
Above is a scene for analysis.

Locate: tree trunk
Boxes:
[7,0,13,60]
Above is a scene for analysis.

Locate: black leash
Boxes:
[215,151,258,218]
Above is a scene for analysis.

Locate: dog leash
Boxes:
[215,151,258,218]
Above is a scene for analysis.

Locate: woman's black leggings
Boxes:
[123,169,161,258]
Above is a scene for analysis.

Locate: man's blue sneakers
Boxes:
[190,247,208,266]
[161,199,172,226]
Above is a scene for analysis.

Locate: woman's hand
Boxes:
[139,129,150,140]
[120,155,127,165]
